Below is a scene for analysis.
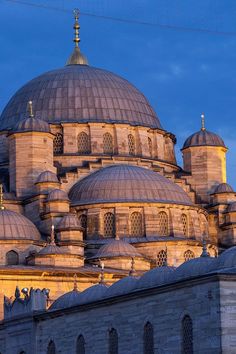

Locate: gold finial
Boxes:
[73,273,78,291]
[66,9,88,66]
[0,184,4,210]
[201,113,206,131]
[27,101,34,118]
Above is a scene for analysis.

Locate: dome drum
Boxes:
[27,251,84,268]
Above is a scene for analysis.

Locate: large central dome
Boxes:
[0,65,162,130]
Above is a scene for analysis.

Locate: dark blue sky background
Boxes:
[1,0,236,186]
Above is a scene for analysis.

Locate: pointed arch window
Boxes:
[103,132,113,154]
[76,334,85,354]
[6,250,19,265]
[109,328,118,354]
[78,132,90,154]
[184,250,195,262]
[182,315,193,354]
[181,214,188,236]
[156,249,167,267]
[148,137,152,157]
[158,211,168,236]
[47,340,56,354]
[128,134,135,155]
[53,133,63,155]
[104,212,115,238]
[130,212,143,237]
[143,321,154,354]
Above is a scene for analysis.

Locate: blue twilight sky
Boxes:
[1,0,236,186]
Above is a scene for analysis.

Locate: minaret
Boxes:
[66,9,88,66]
[8,101,56,197]
[182,113,227,203]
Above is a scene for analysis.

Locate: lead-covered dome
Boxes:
[0,65,161,131]
[0,209,40,240]
[69,164,192,206]
[182,129,226,150]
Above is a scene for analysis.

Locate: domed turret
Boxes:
[213,183,234,194]
[182,113,227,203]
[13,101,49,133]
[46,189,70,214]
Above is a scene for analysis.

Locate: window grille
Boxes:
[148,137,152,157]
[47,340,56,354]
[128,134,135,155]
[156,250,167,267]
[184,250,195,262]
[76,335,85,354]
[104,213,115,238]
[53,133,63,154]
[6,250,19,265]
[143,322,154,354]
[182,315,193,354]
[130,212,143,236]
[181,214,188,236]
[103,133,113,154]
[79,214,87,238]
[158,211,168,236]
[78,132,90,154]
[109,328,118,354]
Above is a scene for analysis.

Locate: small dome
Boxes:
[0,209,40,240]
[105,276,139,298]
[50,289,81,310]
[213,183,234,194]
[216,247,236,269]
[47,189,69,201]
[182,129,225,150]
[227,202,236,213]
[56,213,82,231]
[175,257,216,280]
[13,116,49,133]
[69,165,192,206]
[79,284,108,304]
[92,238,142,259]
[38,244,64,255]
[137,266,175,290]
[36,171,59,184]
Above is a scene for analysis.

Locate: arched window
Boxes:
[181,214,188,236]
[182,315,193,354]
[148,137,152,157]
[76,334,85,354]
[47,340,56,354]
[143,322,154,354]
[158,211,168,236]
[79,214,87,238]
[6,250,19,265]
[103,133,113,154]
[184,250,195,262]
[104,213,115,238]
[78,132,90,154]
[156,250,167,267]
[53,133,63,155]
[128,134,135,155]
[109,328,118,354]
[130,212,143,237]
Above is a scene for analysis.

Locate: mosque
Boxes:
[1,10,236,354]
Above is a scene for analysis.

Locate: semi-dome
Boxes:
[91,237,143,259]
[137,266,175,290]
[56,213,82,231]
[47,189,69,201]
[175,257,216,280]
[50,288,81,310]
[213,183,234,194]
[0,65,162,131]
[36,171,59,184]
[182,129,225,150]
[69,164,193,206]
[79,284,108,304]
[105,276,139,298]
[0,209,40,240]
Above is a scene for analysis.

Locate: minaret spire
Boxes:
[66,9,88,66]
[201,112,206,131]
[0,184,4,210]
